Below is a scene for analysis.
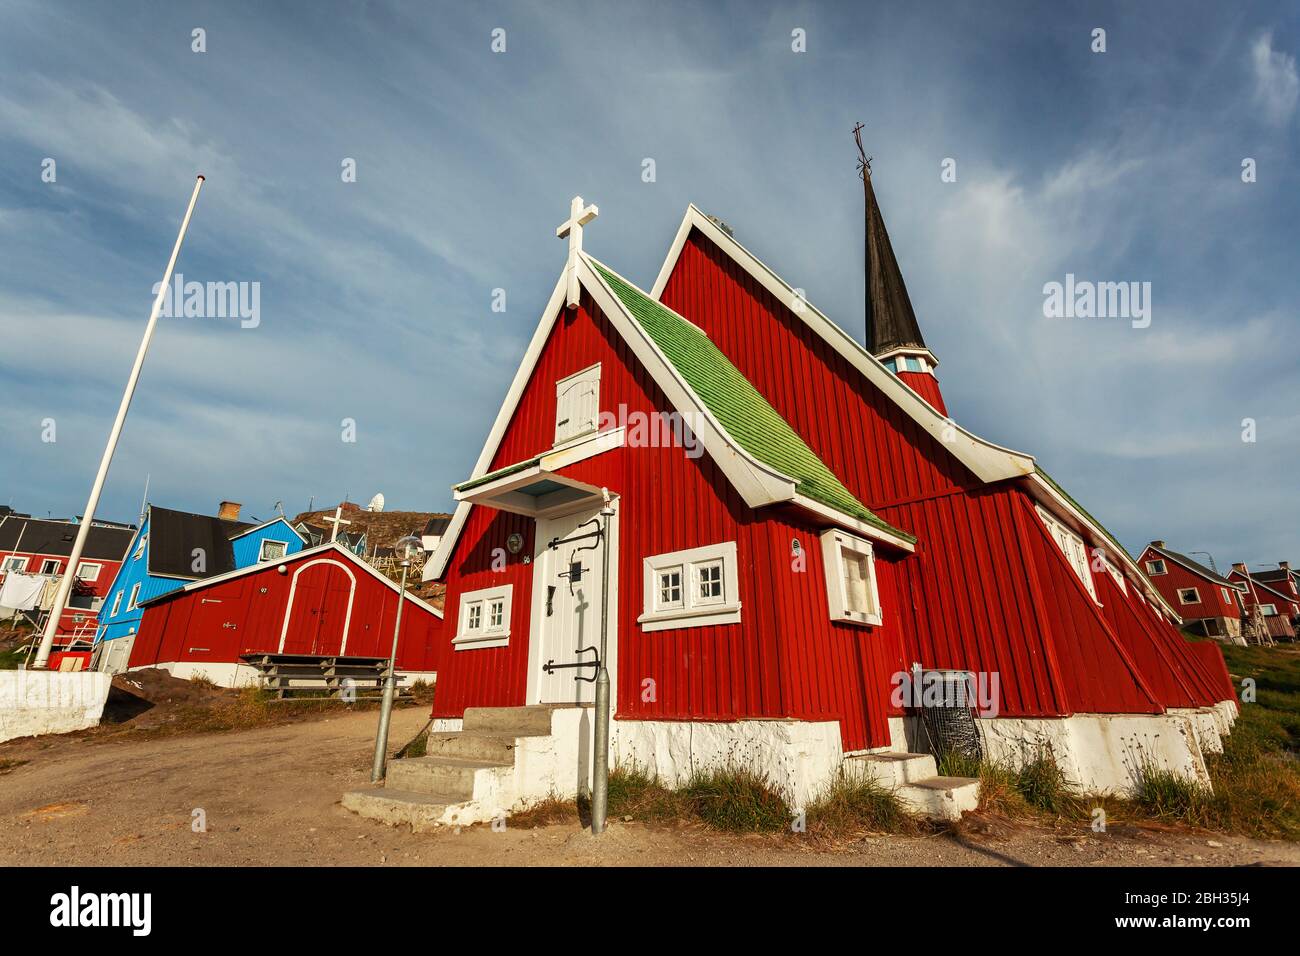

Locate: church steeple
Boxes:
[855,124,946,415]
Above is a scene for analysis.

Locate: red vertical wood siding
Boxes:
[126,551,442,672]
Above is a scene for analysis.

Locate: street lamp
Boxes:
[370,535,425,783]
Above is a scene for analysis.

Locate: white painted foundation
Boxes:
[0,670,112,742]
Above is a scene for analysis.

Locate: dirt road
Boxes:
[2,708,1296,867]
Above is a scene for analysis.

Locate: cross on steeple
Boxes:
[556,195,598,309]
[321,505,351,543]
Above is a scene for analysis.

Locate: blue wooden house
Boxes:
[94,502,305,672]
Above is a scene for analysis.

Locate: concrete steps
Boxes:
[343,705,577,831]
[843,752,979,821]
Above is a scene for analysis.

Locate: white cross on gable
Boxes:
[321,505,351,543]
[556,195,598,309]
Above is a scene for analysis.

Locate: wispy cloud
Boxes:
[1251,30,1299,125]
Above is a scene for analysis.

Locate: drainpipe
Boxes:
[591,489,615,834]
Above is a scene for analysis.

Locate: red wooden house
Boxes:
[124,542,443,687]
[1227,563,1299,643]
[0,511,135,640]
[416,184,1236,817]
[1137,542,1245,643]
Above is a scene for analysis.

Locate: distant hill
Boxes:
[291,507,450,554]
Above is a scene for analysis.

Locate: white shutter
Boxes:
[555,364,601,445]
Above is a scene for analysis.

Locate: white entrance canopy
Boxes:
[452,427,624,519]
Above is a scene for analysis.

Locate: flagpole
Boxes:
[32,175,206,669]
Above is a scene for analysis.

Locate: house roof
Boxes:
[0,515,135,562]
[1251,567,1299,588]
[138,542,443,617]
[1143,544,1237,588]
[647,203,1185,622]
[862,171,928,356]
[145,505,253,580]
[1229,569,1299,605]
[591,260,910,541]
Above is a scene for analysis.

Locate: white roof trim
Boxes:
[144,542,443,617]
[649,205,1035,483]
[1028,474,1182,623]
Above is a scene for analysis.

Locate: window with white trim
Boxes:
[640,542,740,631]
[2,556,26,574]
[40,559,60,574]
[1177,587,1201,605]
[259,539,288,562]
[134,533,148,560]
[1103,559,1127,594]
[110,590,123,616]
[1220,587,1233,606]
[453,583,513,649]
[127,583,141,611]
[76,562,102,582]
[820,529,883,626]
[1035,506,1098,603]
[1145,558,1167,575]
[554,363,601,446]
[1260,603,1278,617]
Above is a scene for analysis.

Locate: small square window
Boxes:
[695,560,724,605]
[1146,559,1166,575]
[2,556,27,573]
[820,530,882,626]
[40,559,61,574]
[658,567,683,610]
[453,584,513,649]
[1177,588,1201,605]
[259,540,288,562]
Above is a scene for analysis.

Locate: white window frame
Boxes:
[1260,603,1278,617]
[1220,587,1233,606]
[134,533,148,560]
[554,363,602,446]
[76,562,102,582]
[110,590,124,616]
[1177,587,1201,606]
[127,583,142,611]
[1145,558,1167,575]
[40,558,61,575]
[1036,506,1098,603]
[639,542,740,631]
[820,529,883,626]
[259,539,288,562]
[452,583,513,650]
[2,555,27,574]
[655,565,685,611]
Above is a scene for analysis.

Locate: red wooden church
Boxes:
[419,179,1236,812]
[126,542,443,687]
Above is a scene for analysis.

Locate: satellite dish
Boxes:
[367,493,385,513]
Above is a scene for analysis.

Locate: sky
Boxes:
[0,0,1296,570]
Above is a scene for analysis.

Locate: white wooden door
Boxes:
[535,507,605,704]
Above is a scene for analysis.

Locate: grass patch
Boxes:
[509,795,580,828]
[937,749,1086,820]
[805,773,918,836]
[678,767,792,833]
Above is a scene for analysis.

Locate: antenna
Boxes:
[273,499,285,517]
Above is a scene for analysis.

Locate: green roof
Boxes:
[455,456,541,493]
[591,260,913,543]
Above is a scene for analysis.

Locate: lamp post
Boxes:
[591,489,615,835]
[371,535,424,782]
